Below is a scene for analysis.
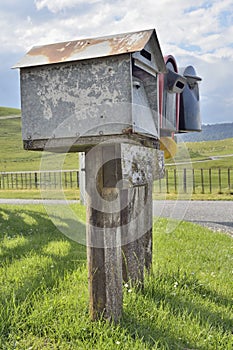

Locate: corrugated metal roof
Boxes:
[13,29,156,68]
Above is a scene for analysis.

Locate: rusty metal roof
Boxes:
[13,29,159,68]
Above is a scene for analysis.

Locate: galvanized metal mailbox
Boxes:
[13,29,168,152]
[159,55,202,136]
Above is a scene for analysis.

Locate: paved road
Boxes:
[0,199,232,235]
[153,200,233,235]
[0,115,21,120]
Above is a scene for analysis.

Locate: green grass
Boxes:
[186,138,233,159]
[0,204,232,349]
[0,106,21,117]
[169,138,233,169]
[0,118,79,172]
[0,189,80,200]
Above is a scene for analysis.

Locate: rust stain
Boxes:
[17,29,154,67]
[28,38,100,64]
[109,31,152,55]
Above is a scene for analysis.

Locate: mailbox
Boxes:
[159,56,202,136]
[13,29,167,152]
[178,65,202,132]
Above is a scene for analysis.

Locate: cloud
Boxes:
[35,0,99,13]
[0,0,233,123]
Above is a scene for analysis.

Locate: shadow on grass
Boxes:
[0,206,87,303]
[121,271,233,349]
[1,207,232,349]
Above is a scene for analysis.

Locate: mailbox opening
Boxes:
[140,49,152,61]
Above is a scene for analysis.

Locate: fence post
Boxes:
[228,168,231,190]
[6,174,9,189]
[64,172,67,188]
[201,168,204,194]
[10,173,13,189]
[174,168,177,193]
[166,169,169,193]
[69,172,73,188]
[183,168,187,193]
[20,173,23,189]
[29,173,31,189]
[192,168,195,194]
[34,172,38,189]
[218,168,222,193]
[24,173,26,189]
[209,168,212,193]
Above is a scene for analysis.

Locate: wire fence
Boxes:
[0,168,232,195]
[0,170,79,190]
[156,167,233,194]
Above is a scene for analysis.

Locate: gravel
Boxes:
[153,200,233,236]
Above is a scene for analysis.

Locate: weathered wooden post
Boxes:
[14,28,201,322]
[85,142,164,320]
[85,144,123,321]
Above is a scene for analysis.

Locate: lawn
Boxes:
[0,204,232,349]
[0,106,21,117]
[0,117,79,172]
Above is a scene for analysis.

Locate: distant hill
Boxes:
[0,106,21,117]
[176,123,233,142]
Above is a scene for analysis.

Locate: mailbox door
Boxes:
[132,62,159,139]
[132,77,158,138]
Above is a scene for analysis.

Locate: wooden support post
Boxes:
[85,143,163,321]
[85,145,123,322]
[121,182,153,286]
[121,186,145,287]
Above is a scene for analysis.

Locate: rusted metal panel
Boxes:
[20,54,132,141]
[13,29,160,69]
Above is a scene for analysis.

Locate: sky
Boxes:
[0,0,233,124]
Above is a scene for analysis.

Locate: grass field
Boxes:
[0,204,232,349]
[172,138,233,170]
[0,106,21,117]
[0,115,79,172]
